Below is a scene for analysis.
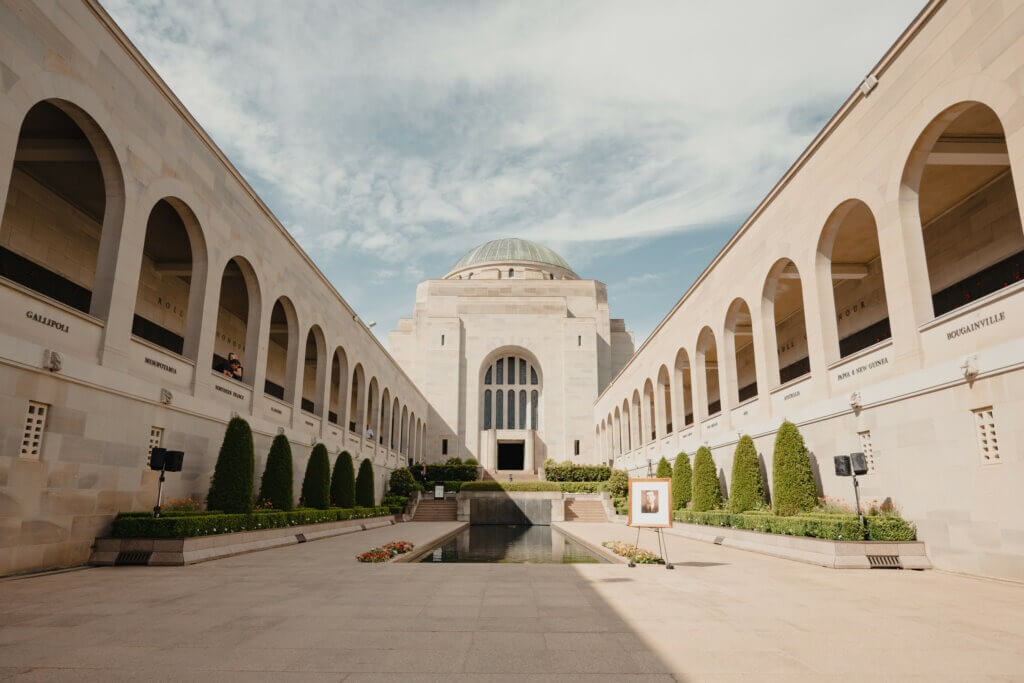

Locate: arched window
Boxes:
[481,353,541,430]
[508,268,514,278]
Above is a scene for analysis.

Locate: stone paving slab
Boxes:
[0,520,1022,681]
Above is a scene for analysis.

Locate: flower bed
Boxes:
[673,509,915,542]
[602,541,663,564]
[111,506,391,539]
[356,540,415,562]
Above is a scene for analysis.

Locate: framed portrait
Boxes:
[628,478,672,528]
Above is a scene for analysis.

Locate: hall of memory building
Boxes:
[1,0,1023,582]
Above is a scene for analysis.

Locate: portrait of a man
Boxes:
[641,489,659,514]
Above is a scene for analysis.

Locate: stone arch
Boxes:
[695,326,721,418]
[724,297,758,404]
[264,296,298,402]
[762,258,811,386]
[299,324,327,415]
[212,256,261,385]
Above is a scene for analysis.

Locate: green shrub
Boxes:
[729,435,765,513]
[460,481,561,492]
[557,482,605,493]
[444,456,462,465]
[691,446,722,512]
[544,463,611,481]
[675,509,864,541]
[389,467,422,497]
[424,480,464,492]
[111,506,392,538]
[410,463,478,481]
[355,458,375,507]
[381,494,409,514]
[257,434,294,511]
[655,457,672,478]
[463,457,478,466]
[612,496,628,515]
[772,421,817,516]
[671,452,692,510]
[206,417,255,514]
[866,515,916,541]
[605,469,628,498]
[299,443,331,509]
[330,451,356,508]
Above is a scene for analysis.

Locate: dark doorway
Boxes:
[497,442,525,470]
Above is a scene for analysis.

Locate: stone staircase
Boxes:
[480,469,538,482]
[412,499,458,521]
[564,499,608,522]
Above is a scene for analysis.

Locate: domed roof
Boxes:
[449,238,574,275]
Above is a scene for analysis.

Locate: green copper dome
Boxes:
[449,238,574,275]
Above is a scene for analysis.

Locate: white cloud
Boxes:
[102,0,926,332]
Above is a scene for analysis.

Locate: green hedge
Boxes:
[557,482,605,493]
[772,421,817,516]
[605,470,628,498]
[300,443,331,509]
[206,417,255,514]
[411,463,478,482]
[258,434,294,511]
[330,451,356,508]
[612,496,627,515]
[380,494,408,514]
[728,435,765,513]
[674,509,916,541]
[460,481,561,492]
[355,458,375,506]
[111,506,392,538]
[543,463,611,481]
[691,446,722,512]
[655,457,672,478]
[671,452,691,510]
[389,467,423,496]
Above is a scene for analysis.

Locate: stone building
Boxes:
[592,1,1024,581]
[389,238,633,472]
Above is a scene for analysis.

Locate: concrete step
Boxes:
[413,500,457,521]
[564,500,608,522]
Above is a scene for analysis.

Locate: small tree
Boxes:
[729,435,765,513]
[330,451,356,508]
[389,467,421,497]
[257,434,293,511]
[655,456,672,478]
[691,446,723,512]
[671,452,692,510]
[355,458,375,507]
[300,443,331,509]
[605,469,628,499]
[206,417,255,514]
[772,421,817,516]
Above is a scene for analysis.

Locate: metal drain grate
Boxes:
[295,533,307,543]
[867,554,901,569]
[115,550,152,566]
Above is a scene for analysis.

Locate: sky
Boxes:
[103,0,926,346]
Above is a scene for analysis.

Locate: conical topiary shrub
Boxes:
[300,443,331,509]
[355,457,375,507]
[672,452,692,510]
[655,456,672,478]
[691,446,723,512]
[257,434,294,511]
[206,416,255,514]
[772,421,817,516]
[330,450,356,508]
[729,435,765,513]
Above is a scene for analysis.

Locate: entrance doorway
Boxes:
[497,441,525,470]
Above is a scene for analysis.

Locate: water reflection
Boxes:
[420,525,605,563]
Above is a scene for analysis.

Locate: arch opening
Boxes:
[264,298,296,401]
[696,328,721,417]
[212,257,259,385]
[725,298,758,403]
[764,259,810,385]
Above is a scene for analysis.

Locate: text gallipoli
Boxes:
[26,310,68,333]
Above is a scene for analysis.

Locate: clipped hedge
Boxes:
[671,452,692,510]
[300,443,331,510]
[355,458,375,507]
[612,496,628,515]
[772,421,817,516]
[460,481,561,492]
[544,463,611,482]
[258,434,294,511]
[605,470,628,498]
[411,463,478,482]
[206,417,255,514]
[557,482,605,493]
[674,509,916,542]
[691,446,722,512]
[111,506,392,538]
[381,494,408,514]
[330,451,356,509]
[388,467,422,497]
[728,435,765,513]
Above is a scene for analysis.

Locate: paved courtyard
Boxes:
[1,520,1022,681]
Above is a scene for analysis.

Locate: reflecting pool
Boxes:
[419,525,605,563]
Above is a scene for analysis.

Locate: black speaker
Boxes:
[834,454,851,477]
[850,452,868,476]
[149,447,167,471]
[163,450,184,472]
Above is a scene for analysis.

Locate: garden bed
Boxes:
[91,508,399,566]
